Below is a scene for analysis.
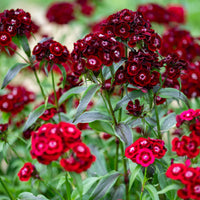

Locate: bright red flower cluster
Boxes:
[17,162,35,181]
[125,137,167,167]
[166,163,200,199]
[137,3,185,24]
[32,38,70,64]
[0,85,35,115]
[46,2,75,25]
[31,122,95,173]
[172,109,200,159]
[0,9,33,46]
[71,33,124,73]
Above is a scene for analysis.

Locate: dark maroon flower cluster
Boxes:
[0,9,33,46]
[17,162,35,181]
[46,2,75,25]
[31,122,95,173]
[126,99,143,117]
[137,3,185,24]
[0,85,35,115]
[76,0,94,16]
[71,33,124,73]
[0,123,8,134]
[101,9,162,51]
[32,38,70,64]
[125,137,167,167]
[166,162,200,199]
[181,61,200,98]
[160,27,200,62]
[172,109,200,159]
[125,49,162,88]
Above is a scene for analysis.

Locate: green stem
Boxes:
[65,173,72,200]
[41,179,65,200]
[7,142,25,162]
[120,143,129,200]
[154,100,162,139]
[143,118,158,138]
[0,177,15,200]
[140,167,147,200]
[33,69,46,100]
[114,138,119,171]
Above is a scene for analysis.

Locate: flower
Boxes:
[18,163,35,181]
[136,148,155,167]
[126,99,144,117]
[166,163,186,180]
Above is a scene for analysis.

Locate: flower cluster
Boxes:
[32,38,70,64]
[137,3,185,24]
[46,2,75,25]
[71,32,124,73]
[0,9,33,46]
[0,85,35,115]
[76,0,94,16]
[0,123,8,133]
[166,162,200,199]
[126,99,143,117]
[17,163,35,181]
[30,122,95,173]
[101,9,162,50]
[125,137,167,167]
[160,27,200,62]
[172,109,200,158]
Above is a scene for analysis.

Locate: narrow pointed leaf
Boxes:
[160,113,176,131]
[17,192,49,200]
[58,86,87,106]
[157,184,181,195]
[157,88,190,108]
[57,64,66,88]
[129,164,142,190]
[23,104,54,131]
[89,171,120,200]
[1,63,29,89]
[89,120,114,135]
[115,123,133,147]
[145,184,159,200]
[19,35,31,57]
[74,111,111,124]
[74,84,100,120]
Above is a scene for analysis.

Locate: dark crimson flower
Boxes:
[136,148,155,167]
[60,156,80,172]
[177,188,190,199]
[126,61,141,76]
[39,108,57,121]
[114,67,126,85]
[0,32,11,46]
[149,71,160,86]
[80,4,94,16]
[0,123,8,133]
[49,42,64,56]
[102,133,112,140]
[166,163,186,180]
[125,144,138,159]
[133,69,151,87]
[148,33,162,51]
[126,99,143,117]
[18,163,35,181]
[115,22,130,39]
[86,55,102,71]
[180,168,198,184]
[46,2,75,25]
[188,180,200,199]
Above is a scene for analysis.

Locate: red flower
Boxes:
[136,148,155,167]
[115,22,130,39]
[148,33,162,51]
[86,55,102,71]
[0,123,8,133]
[18,163,35,181]
[126,61,141,76]
[166,163,186,180]
[126,99,143,117]
[72,142,92,158]
[188,180,200,199]
[125,144,138,159]
[133,69,151,87]
[180,109,196,121]
[60,156,80,172]
[40,108,57,121]
[0,32,11,46]
[46,135,63,155]
[180,168,198,184]
[177,188,190,199]
[46,2,75,25]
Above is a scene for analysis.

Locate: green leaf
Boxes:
[89,171,120,200]
[89,120,114,135]
[17,192,49,200]
[74,111,111,124]
[129,164,142,190]
[18,35,31,57]
[56,176,66,190]
[114,90,145,111]
[160,113,176,132]
[23,103,54,131]
[58,86,87,106]
[157,88,190,109]
[1,63,29,89]
[70,172,83,198]
[144,184,159,200]
[115,123,133,147]
[72,177,100,200]
[57,64,67,88]
[157,184,181,195]
[129,161,143,182]
[74,84,100,121]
